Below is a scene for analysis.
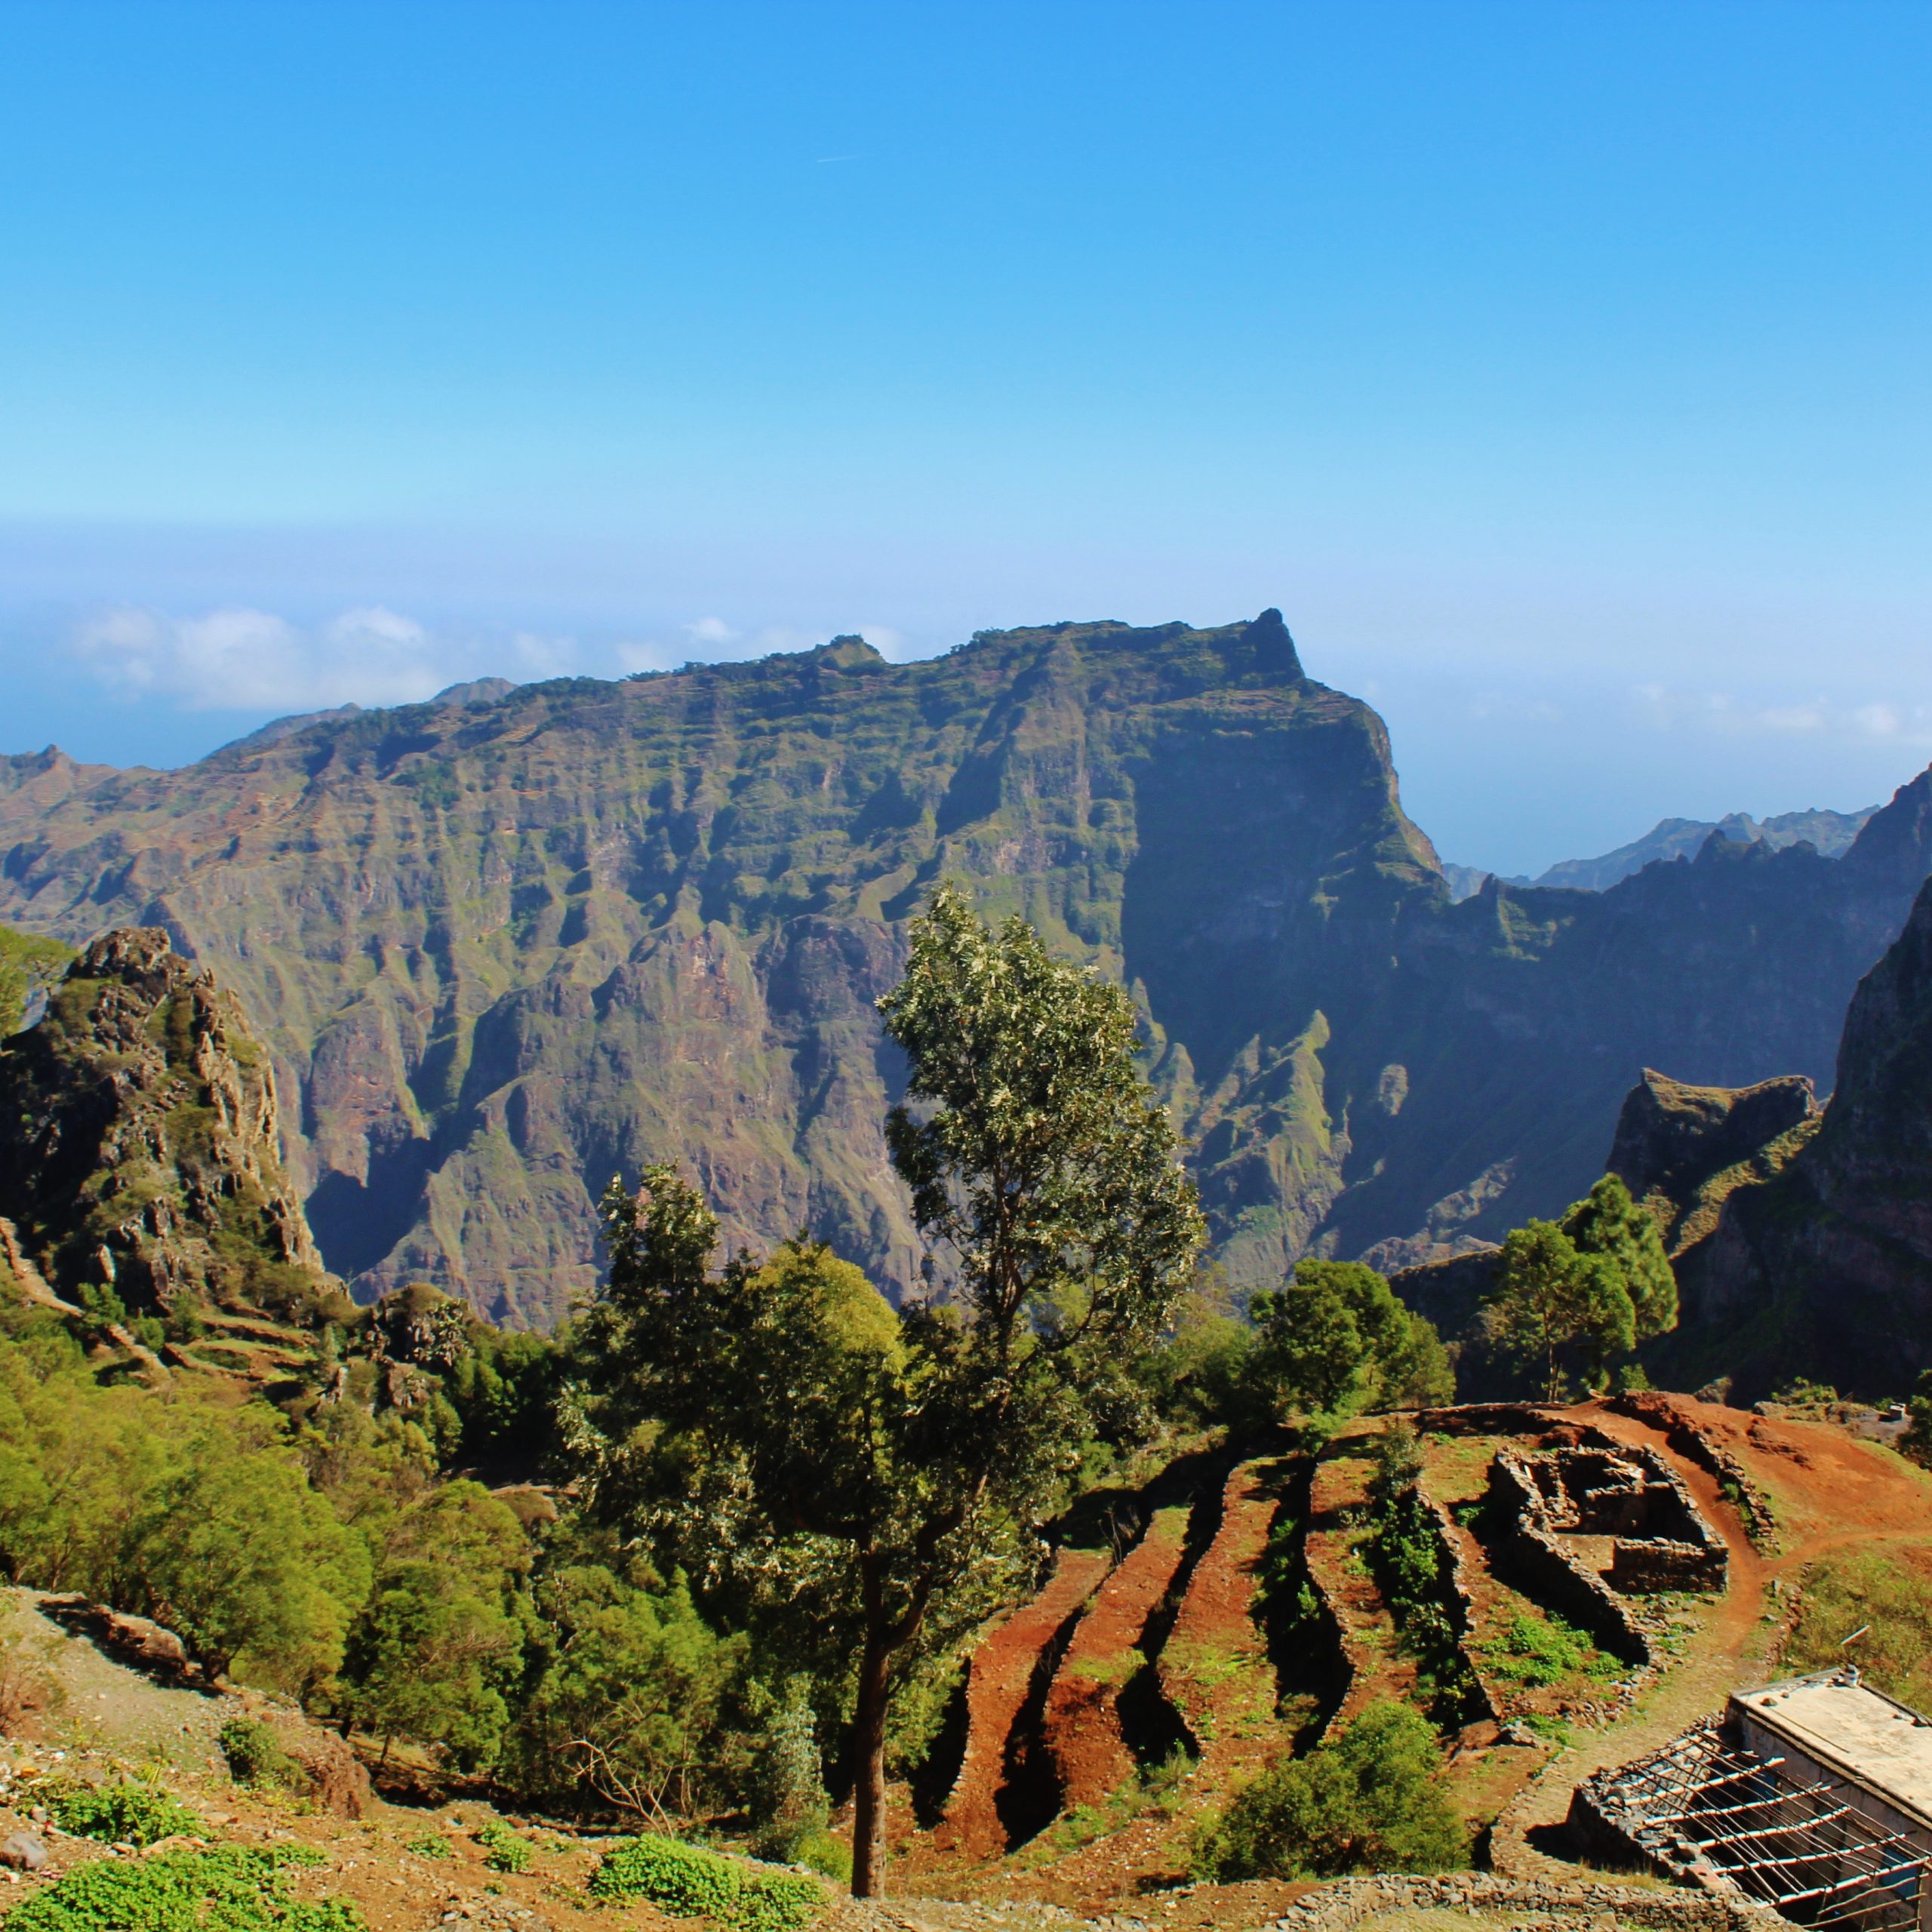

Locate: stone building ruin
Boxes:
[1571,1672,1932,1932]
[1507,1441,1729,1594]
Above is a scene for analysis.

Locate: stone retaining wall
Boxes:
[1260,1870,1783,1932]
[1489,1451,1654,1668]
[1604,1397,1779,1552]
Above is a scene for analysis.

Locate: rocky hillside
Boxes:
[0,926,344,1330]
[2,613,1928,1324]
[1628,874,1932,1399]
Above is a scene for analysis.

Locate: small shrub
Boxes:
[1771,1377,1838,1408]
[220,1715,302,1789]
[405,1832,452,1858]
[5,1844,363,1932]
[48,1777,202,1847]
[472,1818,532,1872]
[1191,1701,1468,1881]
[735,1871,825,1932]
[1484,1612,1617,1687]
[791,1829,851,1884]
[590,1833,822,1930]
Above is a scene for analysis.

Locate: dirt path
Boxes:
[936,1549,1114,1859]
[1490,1396,1932,1877]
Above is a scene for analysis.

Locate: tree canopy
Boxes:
[1481,1176,1677,1399]
[575,883,1204,1896]
[1247,1260,1452,1429]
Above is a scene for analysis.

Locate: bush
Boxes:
[472,1819,532,1872]
[1192,1701,1468,1881]
[791,1830,851,1884]
[5,1845,363,1932]
[746,1677,829,1861]
[405,1832,452,1858]
[589,1833,822,1930]
[1484,1612,1617,1687]
[219,1716,302,1789]
[48,1778,202,1847]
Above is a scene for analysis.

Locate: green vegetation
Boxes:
[589,1834,823,1932]
[472,1819,533,1872]
[403,1832,452,1858]
[578,884,1204,1895]
[340,1481,531,1771]
[0,924,71,1036]
[1247,1262,1452,1432]
[1191,1701,1468,1881]
[1786,1549,1932,1712]
[45,1778,202,1846]
[1481,1177,1678,1400]
[1771,1377,1840,1408]
[1483,1611,1619,1687]
[4,1845,361,1932]
[1359,1429,1484,1728]
[218,1716,302,1790]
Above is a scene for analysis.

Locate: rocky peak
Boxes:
[1607,1068,1820,1208]
[0,925,339,1321]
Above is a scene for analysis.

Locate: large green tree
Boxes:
[576,884,1203,1897]
[1246,1260,1452,1428]
[1481,1222,1634,1402]
[1564,1175,1678,1339]
[337,1481,531,1770]
[1481,1175,1679,1400]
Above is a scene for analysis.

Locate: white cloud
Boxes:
[72,603,580,714]
[685,616,738,646]
[1635,684,1932,746]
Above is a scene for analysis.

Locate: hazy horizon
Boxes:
[4,2,1927,875]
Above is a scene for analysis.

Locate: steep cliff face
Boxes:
[1623,875,1932,1398]
[0,614,1927,1327]
[0,928,340,1320]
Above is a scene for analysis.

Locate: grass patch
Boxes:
[1482,1612,1620,1687]
[590,1833,822,1932]
[1786,1547,1932,1711]
[5,1844,360,1931]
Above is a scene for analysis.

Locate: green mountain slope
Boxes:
[1,611,1927,1327]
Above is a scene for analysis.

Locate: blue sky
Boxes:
[2,2,1928,874]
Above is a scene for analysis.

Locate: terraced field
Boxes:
[891,1396,1932,1917]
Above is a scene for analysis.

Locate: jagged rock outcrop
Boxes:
[0,616,1928,1324]
[0,927,343,1321]
[1606,1069,1820,1251]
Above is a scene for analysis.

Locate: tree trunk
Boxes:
[850,1610,894,1898]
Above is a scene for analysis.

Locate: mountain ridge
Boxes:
[1,611,1926,1326]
